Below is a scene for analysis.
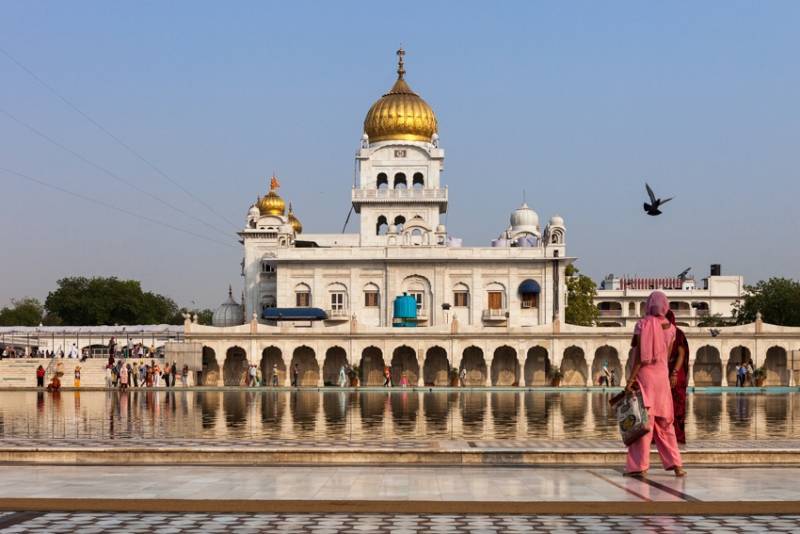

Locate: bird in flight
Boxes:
[643,183,674,216]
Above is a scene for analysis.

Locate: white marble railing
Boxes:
[351,188,448,201]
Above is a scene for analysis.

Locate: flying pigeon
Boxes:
[709,328,721,338]
[643,183,674,216]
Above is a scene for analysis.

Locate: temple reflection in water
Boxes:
[1,391,799,442]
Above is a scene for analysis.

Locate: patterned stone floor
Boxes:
[1,512,799,533]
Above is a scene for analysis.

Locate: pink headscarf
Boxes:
[640,291,669,364]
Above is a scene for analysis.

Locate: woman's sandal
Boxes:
[673,466,687,477]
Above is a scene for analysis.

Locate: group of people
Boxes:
[735,361,756,387]
[106,356,189,389]
[598,362,618,386]
[245,363,301,387]
[623,290,688,478]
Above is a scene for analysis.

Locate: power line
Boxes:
[0,107,237,242]
[1,166,239,250]
[0,44,241,230]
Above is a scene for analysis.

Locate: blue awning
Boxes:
[262,307,328,321]
[519,279,541,295]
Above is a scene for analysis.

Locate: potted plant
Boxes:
[449,367,459,387]
[349,364,360,387]
[550,369,563,387]
[754,366,767,387]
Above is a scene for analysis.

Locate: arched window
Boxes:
[376,215,388,235]
[485,282,506,311]
[327,283,348,313]
[394,215,406,232]
[518,279,541,309]
[412,172,424,189]
[294,283,311,307]
[410,228,423,245]
[363,282,380,308]
[394,172,407,189]
[376,173,388,190]
[453,283,469,307]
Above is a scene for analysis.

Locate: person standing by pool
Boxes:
[119,363,128,390]
[292,363,299,387]
[272,364,279,386]
[338,365,348,387]
[182,364,189,386]
[666,310,689,444]
[36,365,45,388]
[625,291,685,477]
[459,367,467,387]
[73,365,81,388]
[383,365,392,387]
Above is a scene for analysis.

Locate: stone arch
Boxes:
[360,346,385,386]
[561,346,588,387]
[290,345,320,386]
[201,346,220,386]
[765,346,789,386]
[524,346,550,386]
[491,345,519,386]
[412,172,424,189]
[726,345,751,386]
[592,345,622,387]
[394,172,407,189]
[376,215,388,235]
[322,346,348,386]
[391,345,419,386]
[460,346,487,386]
[222,346,248,386]
[423,346,449,386]
[260,346,285,387]
[394,215,406,232]
[376,172,388,190]
[693,345,722,386]
[401,275,431,315]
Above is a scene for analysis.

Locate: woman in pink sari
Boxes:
[625,291,686,477]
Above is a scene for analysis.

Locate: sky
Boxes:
[1,1,798,310]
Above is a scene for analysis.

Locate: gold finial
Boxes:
[396,48,405,79]
[270,174,280,191]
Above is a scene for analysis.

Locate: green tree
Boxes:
[0,297,44,326]
[733,277,800,326]
[565,264,599,326]
[45,277,179,325]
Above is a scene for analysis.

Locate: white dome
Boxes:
[510,203,539,230]
[212,287,243,327]
[549,214,564,226]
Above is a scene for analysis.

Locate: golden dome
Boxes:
[287,203,303,234]
[257,175,285,216]
[363,49,438,143]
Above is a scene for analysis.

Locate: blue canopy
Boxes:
[518,279,541,295]
[262,307,328,321]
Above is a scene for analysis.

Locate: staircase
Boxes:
[0,358,136,387]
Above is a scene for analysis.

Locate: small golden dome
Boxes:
[363,49,438,143]
[257,175,285,216]
[287,203,303,234]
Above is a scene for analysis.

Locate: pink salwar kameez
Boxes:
[626,291,684,474]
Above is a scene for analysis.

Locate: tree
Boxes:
[697,313,734,328]
[0,298,44,326]
[45,277,179,326]
[733,277,800,326]
[565,264,599,326]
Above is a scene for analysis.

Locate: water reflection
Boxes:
[0,391,797,442]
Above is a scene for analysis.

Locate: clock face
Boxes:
[394,149,407,158]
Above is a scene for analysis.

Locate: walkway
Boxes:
[0,465,799,515]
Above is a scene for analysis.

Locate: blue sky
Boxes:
[1,1,798,309]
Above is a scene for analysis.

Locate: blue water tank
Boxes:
[393,294,417,327]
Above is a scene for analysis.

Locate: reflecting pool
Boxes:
[0,390,798,442]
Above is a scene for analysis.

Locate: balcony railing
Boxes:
[598,309,623,317]
[325,308,350,321]
[351,187,448,202]
[482,308,509,321]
